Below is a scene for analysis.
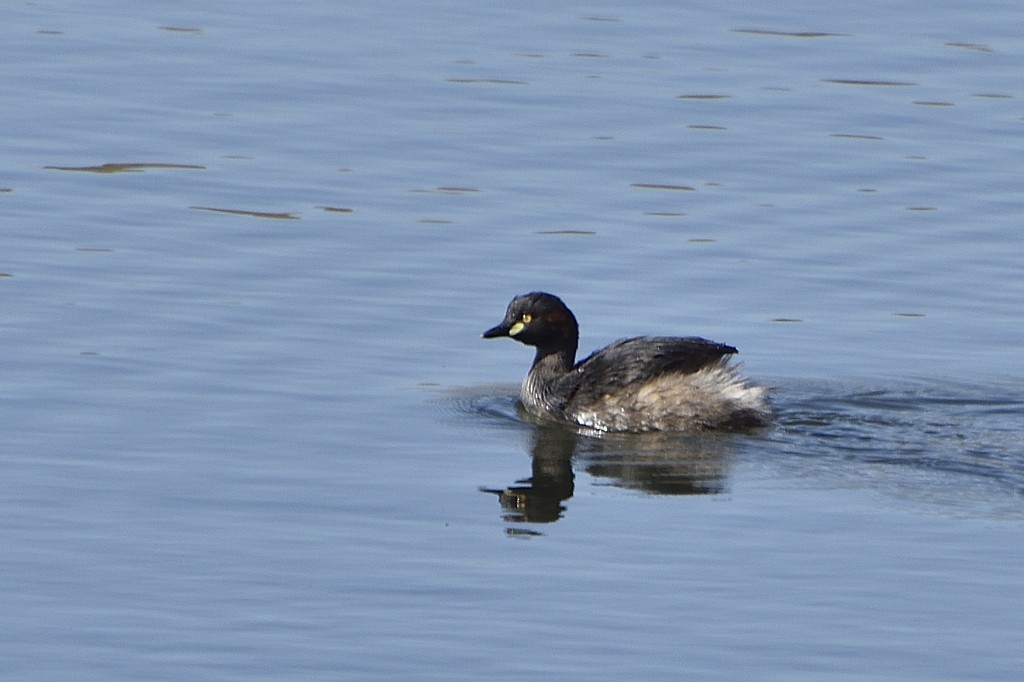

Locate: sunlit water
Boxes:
[3,0,1023,680]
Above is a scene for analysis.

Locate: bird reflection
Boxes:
[481,423,576,524]
[482,412,739,529]
[580,432,731,496]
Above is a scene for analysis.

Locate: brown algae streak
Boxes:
[831,133,884,140]
[945,41,993,52]
[445,78,527,85]
[631,183,696,191]
[46,162,206,173]
[821,79,917,86]
[191,206,299,220]
[733,28,849,38]
[534,229,597,235]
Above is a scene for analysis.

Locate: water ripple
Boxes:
[770,379,1024,515]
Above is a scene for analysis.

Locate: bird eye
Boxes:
[521,313,532,323]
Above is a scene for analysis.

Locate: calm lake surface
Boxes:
[3,0,1023,679]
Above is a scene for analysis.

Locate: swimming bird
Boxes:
[482,292,771,432]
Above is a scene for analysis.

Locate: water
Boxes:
[3,0,1023,679]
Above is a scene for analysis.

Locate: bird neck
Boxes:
[531,343,577,375]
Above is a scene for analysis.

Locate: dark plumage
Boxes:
[483,292,771,432]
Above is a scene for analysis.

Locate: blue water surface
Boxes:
[2,0,1023,680]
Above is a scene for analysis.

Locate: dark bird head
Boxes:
[482,292,579,357]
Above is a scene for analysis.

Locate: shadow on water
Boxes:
[479,417,738,526]
[450,377,1024,529]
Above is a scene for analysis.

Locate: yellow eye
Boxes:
[521,313,532,324]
